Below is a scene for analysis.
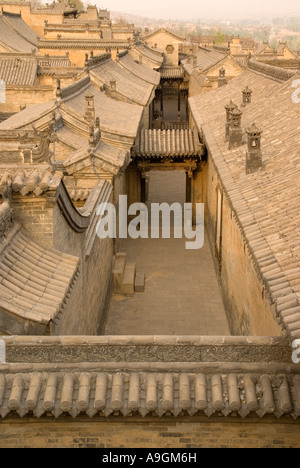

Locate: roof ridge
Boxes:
[61,75,91,101]
[248,59,296,83]
[1,10,22,18]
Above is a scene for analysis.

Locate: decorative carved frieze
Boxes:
[5,342,291,364]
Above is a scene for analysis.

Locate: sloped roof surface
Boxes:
[190,69,300,339]
[63,81,143,138]
[0,225,78,327]
[0,12,38,53]
[118,53,160,85]
[0,56,37,86]
[90,58,154,106]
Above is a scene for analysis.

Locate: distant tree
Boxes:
[253,30,269,43]
[270,38,278,49]
[70,0,84,11]
[283,36,300,51]
[215,30,225,45]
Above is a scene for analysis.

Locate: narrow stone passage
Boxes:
[105,230,231,336]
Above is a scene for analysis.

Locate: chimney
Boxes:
[110,79,117,93]
[85,93,95,124]
[224,100,235,142]
[242,85,252,106]
[193,55,197,68]
[246,123,263,173]
[218,67,227,87]
[228,105,243,149]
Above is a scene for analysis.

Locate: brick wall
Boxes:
[0,416,299,448]
[205,155,283,336]
[0,4,32,26]
[12,193,55,247]
[188,60,243,98]
[30,13,64,36]
[206,60,242,79]
[145,32,180,66]
[128,49,159,71]
[45,30,100,40]
[51,198,114,335]
[39,48,112,67]
[189,73,211,96]
[1,88,54,113]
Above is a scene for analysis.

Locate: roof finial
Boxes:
[89,125,95,147]
[84,53,89,73]
[218,67,227,87]
[56,79,62,102]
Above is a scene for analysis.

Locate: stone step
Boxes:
[121,262,136,296]
[135,272,145,293]
[113,252,126,294]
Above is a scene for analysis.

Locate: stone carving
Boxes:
[32,123,57,164]
[6,343,291,364]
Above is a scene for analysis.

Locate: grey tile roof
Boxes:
[128,44,164,69]
[61,127,128,176]
[0,12,38,53]
[118,53,161,86]
[0,56,37,86]
[255,44,271,55]
[90,58,154,106]
[37,55,71,68]
[182,48,226,75]
[189,69,300,340]
[0,223,78,329]
[0,368,299,419]
[0,166,63,197]
[62,80,143,139]
[143,28,185,43]
[0,101,55,130]
[161,66,184,79]
[134,129,203,158]
[3,12,38,46]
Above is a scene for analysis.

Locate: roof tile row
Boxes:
[0,370,299,419]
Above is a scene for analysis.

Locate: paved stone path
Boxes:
[105,233,231,336]
[105,170,230,336]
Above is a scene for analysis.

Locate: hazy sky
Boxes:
[93,0,300,20]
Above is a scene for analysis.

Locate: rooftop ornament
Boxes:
[218,67,227,87]
[224,100,235,142]
[246,123,263,174]
[228,105,243,150]
[242,86,253,107]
